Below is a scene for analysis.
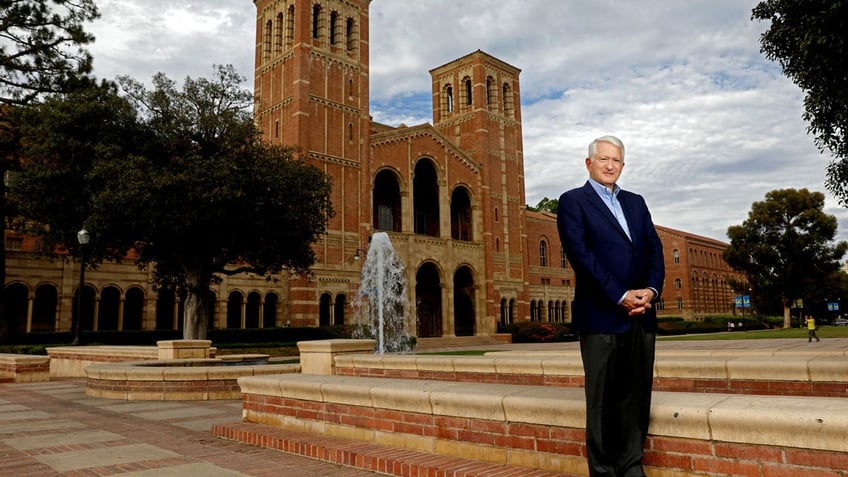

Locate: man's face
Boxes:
[585,141,624,188]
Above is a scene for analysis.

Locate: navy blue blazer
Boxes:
[557,181,665,334]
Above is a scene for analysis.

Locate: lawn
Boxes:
[658,325,848,341]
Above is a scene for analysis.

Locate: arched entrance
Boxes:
[415,263,442,337]
[453,266,475,336]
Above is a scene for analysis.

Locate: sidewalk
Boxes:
[0,379,385,476]
[1,337,845,476]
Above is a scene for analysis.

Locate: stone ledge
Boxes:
[0,353,50,383]
[335,352,848,397]
[236,374,848,475]
[47,346,159,377]
[85,360,300,400]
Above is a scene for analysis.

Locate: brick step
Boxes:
[213,421,576,477]
[232,374,848,476]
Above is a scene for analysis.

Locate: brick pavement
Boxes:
[1,337,844,476]
[0,379,386,476]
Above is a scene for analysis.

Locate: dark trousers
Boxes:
[580,321,655,477]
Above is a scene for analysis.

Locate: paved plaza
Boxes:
[1,337,845,476]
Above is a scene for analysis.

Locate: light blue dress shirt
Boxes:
[588,178,631,241]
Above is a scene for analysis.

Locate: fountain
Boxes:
[351,232,413,353]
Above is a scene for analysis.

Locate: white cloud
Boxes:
[84,0,847,243]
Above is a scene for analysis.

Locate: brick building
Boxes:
[2,0,742,338]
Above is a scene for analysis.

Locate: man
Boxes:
[806,315,820,342]
[557,135,665,477]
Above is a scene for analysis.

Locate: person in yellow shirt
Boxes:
[806,315,820,342]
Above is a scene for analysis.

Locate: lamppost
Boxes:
[72,228,90,345]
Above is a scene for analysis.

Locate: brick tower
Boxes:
[252,0,371,326]
[429,51,529,327]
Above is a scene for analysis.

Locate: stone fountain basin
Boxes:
[84,355,300,401]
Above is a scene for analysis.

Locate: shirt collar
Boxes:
[588,177,620,197]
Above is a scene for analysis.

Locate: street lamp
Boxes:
[72,228,90,345]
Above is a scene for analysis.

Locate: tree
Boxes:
[1,0,99,342]
[724,188,847,328]
[752,1,848,204]
[526,197,558,214]
[1,0,99,107]
[10,65,334,340]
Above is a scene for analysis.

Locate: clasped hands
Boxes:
[621,288,655,316]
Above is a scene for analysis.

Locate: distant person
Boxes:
[807,315,820,342]
[557,135,665,477]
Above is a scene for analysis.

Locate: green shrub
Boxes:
[501,322,576,343]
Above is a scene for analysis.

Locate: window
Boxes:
[445,84,453,113]
[673,248,680,265]
[675,278,682,289]
[539,240,547,267]
[502,82,513,117]
[346,18,356,52]
[464,77,472,105]
[486,76,495,109]
[263,20,273,59]
[274,12,284,52]
[677,297,684,310]
[560,248,568,268]
[5,237,22,251]
[312,4,321,40]
[329,11,338,45]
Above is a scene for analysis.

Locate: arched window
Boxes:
[673,248,680,265]
[675,278,682,289]
[486,76,495,109]
[539,240,548,267]
[373,169,402,232]
[561,248,568,268]
[312,4,321,40]
[464,77,473,106]
[346,17,356,53]
[444,84,453,113]
[450,187,472,241]
[263,19,273,60]
[329,11,339,45]
[502,82,513,117]
[274,12,284,52]
[413,159,440,237]
[285,5,295,48]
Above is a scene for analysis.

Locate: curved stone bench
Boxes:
[229,373,848,476]
[85,358,300,400]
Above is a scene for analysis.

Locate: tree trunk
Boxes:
[182,268,211,340]
[782,304,791,329]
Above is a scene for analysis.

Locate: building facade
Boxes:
[1,0,742,339]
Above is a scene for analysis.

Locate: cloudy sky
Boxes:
[84,0,845,243]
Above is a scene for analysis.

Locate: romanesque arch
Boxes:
[413,159,440,237]
[415,262,442,337]
[450,186,472,241]
[373,168,402,232]
[453,265,475,336]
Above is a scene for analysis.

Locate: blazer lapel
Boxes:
[582,182,632,242]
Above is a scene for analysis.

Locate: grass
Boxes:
[659,325,848,340]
